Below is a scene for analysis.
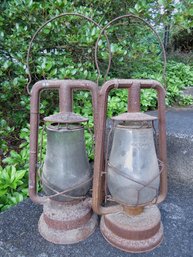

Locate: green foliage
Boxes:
[0,165,26,211]
[166,61,193,106]
[0,126,46,211]
[0,120,15,154]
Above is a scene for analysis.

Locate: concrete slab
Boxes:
[147,108,193,184]
[165,108,193,184]
[165,108,193,135]
[0,179,193,257]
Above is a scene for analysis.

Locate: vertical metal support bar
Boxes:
[29,83,45,204]
[157,86,167,203]
[59,86,73,113]
[29,80,62,204]
[92,91,107,213]
[128,83,141,112]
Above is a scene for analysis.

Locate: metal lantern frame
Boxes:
[91,79,167,253]
[91,14,167,215]
[29,80,99,244]
[27,13,101,205]
[27,12,168,251]
[29,80,98,204]
[92,79,167,213]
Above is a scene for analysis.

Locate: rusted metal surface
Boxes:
[92,79,167,214]
[42,200,92,229]
[111,112,157,121]
[123,206,144,216]
[100,205,163,253]
[59,85,73,113]
[44,112,88,123]
[43,211,92,230]
[127,83,141,112]
[29,80,98,204]
[38,199,97,244]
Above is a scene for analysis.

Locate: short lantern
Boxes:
[29,80,98,244]
[92,79,167,253]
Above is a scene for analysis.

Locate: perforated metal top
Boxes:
[111,112,157,121]
[43,112,88,123]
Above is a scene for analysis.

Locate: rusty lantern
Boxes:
[29,80,98,244]
[92,79,167,253]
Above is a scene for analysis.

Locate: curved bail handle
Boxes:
[26,13,111,95]
[94,14,167,88]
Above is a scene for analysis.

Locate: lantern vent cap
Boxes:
[111,112,157,121]
[43,112,88,123]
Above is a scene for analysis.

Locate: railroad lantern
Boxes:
[29,80,98,244]
[92,79,167,253]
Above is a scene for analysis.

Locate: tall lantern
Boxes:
[29,80,98,244]
[92,79,167,253]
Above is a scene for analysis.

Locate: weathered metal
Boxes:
[39,199,97,244]
[92,79,167,252]
[29,80,98,204]
[28,12,168,251]
[29,79,98,243]
[100,205,163,253]
[26,13,166,94]
[43,112,88,123]
[111,112,157,121]
[92,79,167,215]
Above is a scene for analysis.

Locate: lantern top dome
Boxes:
[44,112,88,123]
[111,112,157,121]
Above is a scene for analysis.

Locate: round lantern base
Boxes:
[38,199,97,244]
[100,205,163,253]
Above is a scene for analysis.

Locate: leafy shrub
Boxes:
[0,126,46,211]
[0,165,27,211]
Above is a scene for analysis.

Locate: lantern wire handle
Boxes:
[41,175,93,200]
[37,165,93,200]
[26,13,111,95]
[95,14,167,88]
[107,161,163,207]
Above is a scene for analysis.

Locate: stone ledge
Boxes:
[0,180,193,257]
